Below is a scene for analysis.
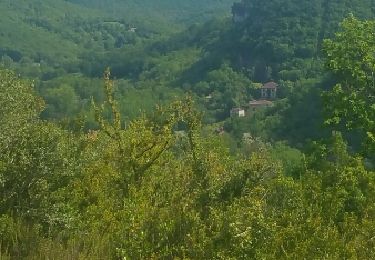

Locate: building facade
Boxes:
[260,81,278,99]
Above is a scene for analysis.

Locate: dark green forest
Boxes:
[1,0,375,259]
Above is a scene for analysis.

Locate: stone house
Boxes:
[230,107,246,117]
[260,81,278,99]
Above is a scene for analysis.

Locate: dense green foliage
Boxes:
[68,0,233,25]
[1,0,375,258]
[323,16,375,155]
[1,66,374,259]
[0,0,232,77]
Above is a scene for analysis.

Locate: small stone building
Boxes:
[128,25,137,32]
[230,107,245,117]
[261,81,278,99]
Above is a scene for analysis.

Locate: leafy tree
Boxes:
[323,16,375,155]
[0,70,78,238]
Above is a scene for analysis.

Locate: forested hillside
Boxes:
[1,0,375,258]
[68,0,233,25]
[77,0,375,147]
[222,0,375,77]
[0,0,232,74]
[0,0,171,72]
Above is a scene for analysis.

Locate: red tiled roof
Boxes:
[262,82,278,89]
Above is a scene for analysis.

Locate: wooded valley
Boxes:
[0,0,374,259]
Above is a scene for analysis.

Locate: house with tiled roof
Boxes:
[261,81,278,99]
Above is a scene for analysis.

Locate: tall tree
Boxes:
[323,15,375,155]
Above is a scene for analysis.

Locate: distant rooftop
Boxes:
[231,107,245,112]
[249,100,273,106]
